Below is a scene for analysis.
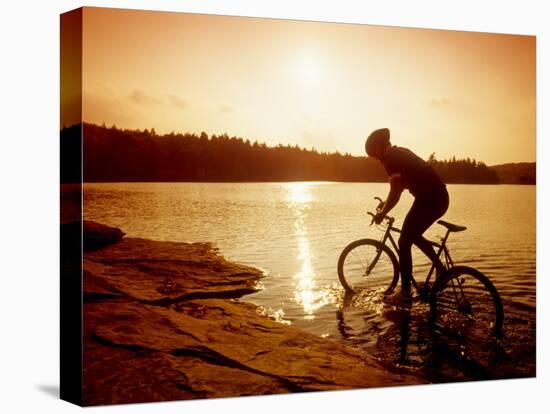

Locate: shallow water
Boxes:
[83,182,536,381]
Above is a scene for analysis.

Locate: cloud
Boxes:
[430,98,450,107]
[219,105,233,113]
[169,94,186,109]
[83,91,138,126]
[129,89,161,105]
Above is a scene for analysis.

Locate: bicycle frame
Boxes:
[348,209,505,339]
[373,216,455,294]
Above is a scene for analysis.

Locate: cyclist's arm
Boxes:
[380,173,404,216]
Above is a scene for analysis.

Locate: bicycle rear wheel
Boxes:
[337,239,399,294]
[429,266,504,339]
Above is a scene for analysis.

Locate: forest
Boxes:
[60,123,506,184]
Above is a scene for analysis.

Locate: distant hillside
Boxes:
[490,162,536,184]
[61,123,513,185]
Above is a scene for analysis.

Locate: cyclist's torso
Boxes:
[382,146,445,198]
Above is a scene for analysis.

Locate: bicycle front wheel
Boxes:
[337,239,399,294]
[429,265,504,339]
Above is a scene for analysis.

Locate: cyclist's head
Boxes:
[365,128,391,159]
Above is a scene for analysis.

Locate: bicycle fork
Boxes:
[365,226,395,276]
[365,248,383,276]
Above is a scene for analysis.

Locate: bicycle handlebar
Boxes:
[367,196,394,226]
[367,211,394,225]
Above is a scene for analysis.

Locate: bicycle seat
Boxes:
[437,220,467,232]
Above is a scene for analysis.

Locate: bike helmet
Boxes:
[365,128,390,156]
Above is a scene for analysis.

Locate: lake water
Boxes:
[83,182,536,381]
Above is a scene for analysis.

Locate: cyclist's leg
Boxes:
[399,188,449,289]
[398,201,425,292]
[411,188,449,274]
[414,236,445,274]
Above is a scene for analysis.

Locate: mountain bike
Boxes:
[337,197,504,338]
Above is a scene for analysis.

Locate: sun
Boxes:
[294,56,324,84]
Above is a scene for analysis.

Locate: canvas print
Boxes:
[60,7,536,406]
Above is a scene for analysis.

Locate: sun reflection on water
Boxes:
[285,182,334,319]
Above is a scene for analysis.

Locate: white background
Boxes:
[0,0,548,412]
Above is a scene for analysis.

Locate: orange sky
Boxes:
[70,7,535,165]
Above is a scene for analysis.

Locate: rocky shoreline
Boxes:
[79,221,424,405]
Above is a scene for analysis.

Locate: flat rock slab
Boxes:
[84,298,422,405]
[84,237,263,303]
[82,222,425,405]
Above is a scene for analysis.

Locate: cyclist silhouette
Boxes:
[365,128,449,305]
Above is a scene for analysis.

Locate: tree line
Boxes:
[60,123,500,184]
[426,153,499,184]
